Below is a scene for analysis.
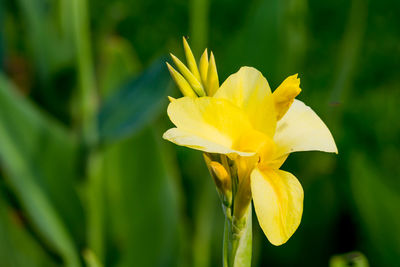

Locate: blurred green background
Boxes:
[0,0,399,266]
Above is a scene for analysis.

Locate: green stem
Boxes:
[189,0,209,54]
[223,218,229,267]
[85,151,104,260]
[70,0,104,261]
[71,0,97,143]
[223,204,252,267]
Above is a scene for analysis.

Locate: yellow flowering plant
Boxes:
[164,37,337,267]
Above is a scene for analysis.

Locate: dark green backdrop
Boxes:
[0,0,399,266]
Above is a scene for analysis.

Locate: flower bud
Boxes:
[206,52,219,96]
[183,37,201,81]
[204,154,232,207]
[199,49,209,87]
[166,62,197,97]
[170,53,205,96]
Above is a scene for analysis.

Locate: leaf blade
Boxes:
[98,58,171,142]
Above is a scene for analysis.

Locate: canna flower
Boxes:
[163,39,337,246]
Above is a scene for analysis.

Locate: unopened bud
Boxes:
[206,52,219,96]
[210,161,232,207]
[170,53,205,96]
[210,161,230,189]
[182,37,201,81]
[166,62,197,97]
[204,154,232,207]
[199,49,209,88]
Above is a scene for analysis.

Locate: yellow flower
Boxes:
[163,41,337,246]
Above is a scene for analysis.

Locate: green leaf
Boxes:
[0,74,83,266]
[220,0,308,82]
[220,0,281,80]
[0,190,59,267]
[104,125,181,267]
[98,36,142,98]
[83,249,103,267]
[350,153,400,266]
[0,3,4,68]
[98,58,171,142]
[16,0,74,81]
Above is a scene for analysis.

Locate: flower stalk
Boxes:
[223,204,252,267]
[205,153,252,267]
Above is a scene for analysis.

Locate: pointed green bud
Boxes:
[170,53,205,96]
[166,62,197,97]
[199,48,209,88]
[207,52,219,96]
[182,37,201,81]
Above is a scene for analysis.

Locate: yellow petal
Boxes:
[251,168,303,246]
[273,74,301,120]
[163,128,251,156]
[233,129,269,153]
[256,137,289,169]
[214,67,276,137]
[274,99,338,156]
[163,97,255,156]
